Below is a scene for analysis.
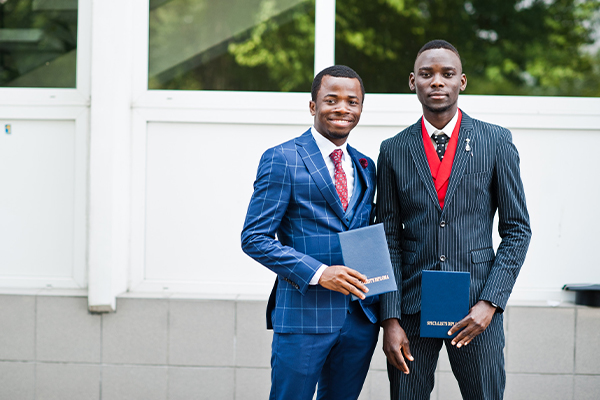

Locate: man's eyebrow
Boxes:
[323,93,359,98]
[418,66,457,71]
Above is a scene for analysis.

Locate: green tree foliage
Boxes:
[150,0,315,91]
[334,0,600,95]
[0,0,78,87]
[151,0,600,96]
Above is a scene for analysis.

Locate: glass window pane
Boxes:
[148,0,315,91]
[335,0,600,96]
[0,0,78,88]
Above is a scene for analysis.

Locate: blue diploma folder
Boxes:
[338,223,397,300]
[420,270,470,338]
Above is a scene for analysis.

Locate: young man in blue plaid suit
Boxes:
[242,65,379,400]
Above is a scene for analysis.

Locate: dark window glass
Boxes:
[335,0,600,96]
[0,0,78,88]
[148,0,315,91]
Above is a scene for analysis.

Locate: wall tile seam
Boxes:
[504,306,510,370]
[99,309,104,400]
[33,295,38,400]
[504,372,580,376]
[572,307,578,400]
[0,360,253,368]
[166,296,171,399]
[233,301,238,400]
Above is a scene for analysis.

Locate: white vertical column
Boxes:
[87,0,135,312]
[314,0,336,74]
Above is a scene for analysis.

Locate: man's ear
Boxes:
[309,100,316,116]
[408,72,416,92]
[460,74,467,92]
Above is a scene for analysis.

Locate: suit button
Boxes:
[440,255,446,262]
[440,221,446,228]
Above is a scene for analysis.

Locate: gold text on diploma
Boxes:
[426,321,456,326]
[365,275,390,284]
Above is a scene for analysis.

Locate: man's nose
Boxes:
[333,101,351,112]
[431,73,444,87]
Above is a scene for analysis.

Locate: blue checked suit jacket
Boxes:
[242,129,378,334]
[377,111,532,321]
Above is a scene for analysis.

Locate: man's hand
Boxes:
[448,300,496,348]
[381,318,414,374]
[318,265,369,300]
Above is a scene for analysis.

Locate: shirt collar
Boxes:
[423,110,459,137]
[311,126,349,160]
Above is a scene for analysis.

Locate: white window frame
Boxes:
[0,0,91,290]
[129,0,600,298]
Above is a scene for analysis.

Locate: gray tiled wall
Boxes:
[0,294,598,400]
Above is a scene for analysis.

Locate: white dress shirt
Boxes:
[424,110,459,151]
[310,126,355,204]
[309,126,356,285]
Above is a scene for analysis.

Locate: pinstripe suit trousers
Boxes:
[387,312,505,400]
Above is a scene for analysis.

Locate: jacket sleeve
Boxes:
[376,140,404,320]
[478,129,532,311]
[241,146,323,295]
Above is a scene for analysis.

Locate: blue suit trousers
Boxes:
[270,308,379,400]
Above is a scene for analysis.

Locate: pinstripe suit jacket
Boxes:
[242,129,378,334]
[377,111,531,321]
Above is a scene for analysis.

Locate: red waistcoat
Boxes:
[421,110,463,208]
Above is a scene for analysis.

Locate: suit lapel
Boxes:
[443,112,474,211]
[295,130,348,225]
[347,145,370,228]
[408,120,441,211]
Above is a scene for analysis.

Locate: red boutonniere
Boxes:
[359,158,368,168]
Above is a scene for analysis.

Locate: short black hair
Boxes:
[416,40,461,64]
[311,65,365,103]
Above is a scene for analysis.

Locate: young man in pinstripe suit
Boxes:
[242,66,379,400]
[377,40,531,399]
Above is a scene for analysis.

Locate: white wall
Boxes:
[0,0,599,309]
[124,93,600,304]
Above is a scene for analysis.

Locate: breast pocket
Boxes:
[460,171,492,213]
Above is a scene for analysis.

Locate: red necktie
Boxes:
[330,149,348,211]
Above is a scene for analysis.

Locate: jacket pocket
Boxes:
[470,247,495,264]
[402,251,416,265]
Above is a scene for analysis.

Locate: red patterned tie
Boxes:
[330,149,348,211]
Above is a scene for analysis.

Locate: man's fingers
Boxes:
[388,350,409,374]
[401,342,414,362]
[347,284,366,300]
[339,272,368,297]
[336,277,366,299]
[448,317,467,336]
[319,266,369,297]
[351,277,369,293]
[346,268,368,283]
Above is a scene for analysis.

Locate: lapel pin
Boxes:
[465,138,472,154]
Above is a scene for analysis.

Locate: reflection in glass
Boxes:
[335,0,600,96]
[149,0,315,91]
[0,0,78,88]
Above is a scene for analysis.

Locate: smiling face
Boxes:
[409,48,467,123]
[310,75,363,146]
